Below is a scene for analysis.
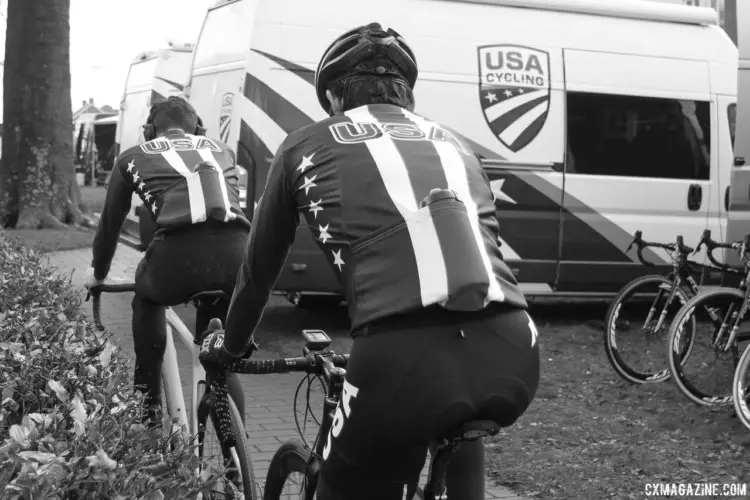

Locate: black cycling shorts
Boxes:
[316,304,540,500]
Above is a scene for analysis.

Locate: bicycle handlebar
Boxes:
[85,281,136,331]
[223,352,349,375]
[626,231,694,266]
[693,230,742,269]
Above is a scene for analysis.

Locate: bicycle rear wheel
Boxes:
[198,392,258,499]
[667,288,748,407]
[604,274,693,383]
[733,344,750,431]
[264,441,313,500]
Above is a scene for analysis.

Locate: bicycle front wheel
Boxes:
[667,287,749,407]
[733,344,750,431]
[264,441,313,500]
[198,393,258,499]
[604,274,693,384]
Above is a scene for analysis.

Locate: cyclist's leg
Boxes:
[131,292,167,424]
[195,298,245,423]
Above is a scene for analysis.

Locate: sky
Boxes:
[0,0,215,113]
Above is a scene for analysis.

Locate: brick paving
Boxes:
[45,245,527,499]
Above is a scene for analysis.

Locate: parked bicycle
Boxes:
[86,282,257,499]
[603,230,737,384]
[666,234,750,407]
[197,325,500,500]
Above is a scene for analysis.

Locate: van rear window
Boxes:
[728,103,736,151]
[566,92,710,181]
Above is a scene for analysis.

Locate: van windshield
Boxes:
[193,2,252,70]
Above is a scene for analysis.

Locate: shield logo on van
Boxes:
[219,92,234,143]
[477,45,551,152]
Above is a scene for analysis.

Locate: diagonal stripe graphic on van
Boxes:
[154,76,185,92]
[242,50,659,264]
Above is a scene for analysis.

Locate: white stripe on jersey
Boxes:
[346,107,449,306]
[197,148,237,222]
[403,109,505,303]
[160,148,207,224]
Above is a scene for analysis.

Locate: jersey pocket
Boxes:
[155,164,237,228]
[349,193,494,326]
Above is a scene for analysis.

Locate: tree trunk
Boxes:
[0,0,93,229]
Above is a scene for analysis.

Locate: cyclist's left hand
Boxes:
[83,267,104,290]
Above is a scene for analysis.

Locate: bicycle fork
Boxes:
[713,299,747,354]
[646,280,680,333]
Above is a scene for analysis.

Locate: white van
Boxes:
[115,43,195,243]
[727,0,750,261]
[189,0,737,303]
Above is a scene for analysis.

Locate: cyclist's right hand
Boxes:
[198,318,230,365]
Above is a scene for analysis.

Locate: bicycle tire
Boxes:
[667,287,745,407]
[263,441,313,500]
[604,274,693,384]
[198,392,258,499]
[733,344,750,431]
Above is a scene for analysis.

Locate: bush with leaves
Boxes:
[0,232,223,499]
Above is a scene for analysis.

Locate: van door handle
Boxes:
[687,184,702,211]
[725,186,731,211]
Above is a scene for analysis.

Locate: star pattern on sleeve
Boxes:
[293,150,344,272]
[124,158,158,216]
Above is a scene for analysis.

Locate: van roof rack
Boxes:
[443,0,718,26]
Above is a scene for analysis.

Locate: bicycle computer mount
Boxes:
[302,329,331,351]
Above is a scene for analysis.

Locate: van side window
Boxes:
[566,92,710,180]
[728,103,736,150]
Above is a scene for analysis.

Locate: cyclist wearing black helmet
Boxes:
[200,23,540,499]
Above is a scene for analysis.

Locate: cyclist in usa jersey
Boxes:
[85,97,250,426]
[200,24,540,499]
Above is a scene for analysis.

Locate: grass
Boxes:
[3,185,107,253]
[486,302,750,499]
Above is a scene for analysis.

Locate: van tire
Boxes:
[604,274,692,384]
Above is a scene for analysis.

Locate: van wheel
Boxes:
[289,294,342,310]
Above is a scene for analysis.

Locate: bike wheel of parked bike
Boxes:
[198,393,258,499]
[604,274,694,384]
[733,344,750,431]
[667,288,749,407]
[264,441,313,500]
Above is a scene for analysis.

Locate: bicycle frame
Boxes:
[162,307,207,443]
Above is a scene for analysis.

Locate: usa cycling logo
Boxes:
[219,92,234,143]
[477,45,551,152]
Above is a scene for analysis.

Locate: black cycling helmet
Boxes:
[314,22,418,114]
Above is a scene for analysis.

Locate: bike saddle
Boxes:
[441,420,500,442]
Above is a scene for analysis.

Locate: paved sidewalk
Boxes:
[45,246,526,499]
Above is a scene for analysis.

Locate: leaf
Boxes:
[9,424,30,448]
[86,449,118,470]
[141,490,165,500]
[99,343,113,367]
[1,387,12,400]
[18,451,59,464]
[47,380,69,403]
[70,395,87,436]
